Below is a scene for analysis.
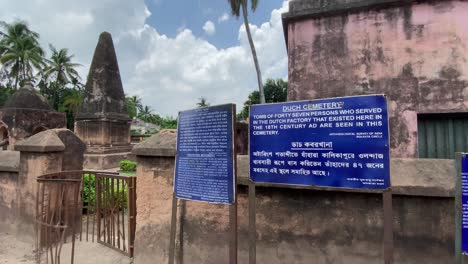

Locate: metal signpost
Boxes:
[456,152,468,263]
[168,104,237,264]
[248,94,392,263]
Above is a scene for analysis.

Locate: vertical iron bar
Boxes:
[383,189,394,264]
[111,177,115,247]
[117,178,121,250]
[46,185,51,264]
[92,174,96,243]
[35,181,41,264]
[70,181,80,264]
[80,175,84,242]
[102,176,107,243]
[46,185,51,263]
[64,182,68,244]
[121,180,126,252]
[106,177,111,244]
[53,183,61,264]
[96,175,102,243]
[127,178,131,256]
[104,176,108,243]
[86,177,90,242]
[126,177,131,255]
[57,184,65,264]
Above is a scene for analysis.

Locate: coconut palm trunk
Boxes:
[241,1,265,104]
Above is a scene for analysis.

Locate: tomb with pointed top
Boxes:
[75,32,132,169]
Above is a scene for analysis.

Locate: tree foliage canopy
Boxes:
[238,78,287,120]
[0,21,44,88]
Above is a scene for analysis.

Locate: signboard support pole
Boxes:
[230,144,238,264]
[455,152,465,264]
[229,201,238,264]
[383,189,394,264]
[248,181,256,264]
[168,193,178,264]
[229,116,238,264]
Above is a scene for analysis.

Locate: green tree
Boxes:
[61,89,83,117]
[60,88,84,130]
[0,86,13,108]
[238,78,287,120]
[197,97,210,108]
[126,95,142,118]
[38,44,82,128]
[228,0,265,104]
[0,21,44,88]
[138,105,153,122]
[43,44,81,85]
[126,98,137,118]
[0,69,14,107]
[158,116,177,129]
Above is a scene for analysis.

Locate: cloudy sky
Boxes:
[0,0,289,117]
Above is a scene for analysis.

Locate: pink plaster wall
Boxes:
[287,1,468,158]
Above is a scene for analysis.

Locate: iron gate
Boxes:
[35,171,137,264]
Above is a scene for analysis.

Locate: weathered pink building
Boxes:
[283,0,468,158]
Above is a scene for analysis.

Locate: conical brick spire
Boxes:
[76,32,129,121]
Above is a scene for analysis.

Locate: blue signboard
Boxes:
[249,94,390,190]
[174,104,235,204]
[462,154,468,254]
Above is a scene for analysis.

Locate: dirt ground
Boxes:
[0,231,133,264]
[0,231,35,264]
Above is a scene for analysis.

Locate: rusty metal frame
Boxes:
[95,173,136,257]
[35,171,81,264]
[35,170,137,264]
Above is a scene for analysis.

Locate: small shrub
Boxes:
[120,160,137,173]
[82,173,96,212]
[81,173,129,213]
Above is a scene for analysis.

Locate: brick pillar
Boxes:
[15,130,65,238]
[132,129,177,264]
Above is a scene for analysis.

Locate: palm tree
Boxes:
[43,44,81,85]
[61,89,83,117]
[228,0,265,104]
[197,97,210,108]
[138,105,153,122]
[126,96,143,118]
[0,21,44,89]
[128,96,143,112]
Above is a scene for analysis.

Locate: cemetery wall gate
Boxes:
[35,170,136,264]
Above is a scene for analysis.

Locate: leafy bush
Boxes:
[82,173,96,206]
[82,173,129,212]
[120,160,137,173]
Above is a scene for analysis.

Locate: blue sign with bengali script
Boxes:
[249,94,390,190]
[174,104,235,204]
[462,154,468,254]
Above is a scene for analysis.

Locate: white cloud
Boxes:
[0,0,289,116]
[202,20,216,36]
[218,12,229,23]
[239,1,289,80]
